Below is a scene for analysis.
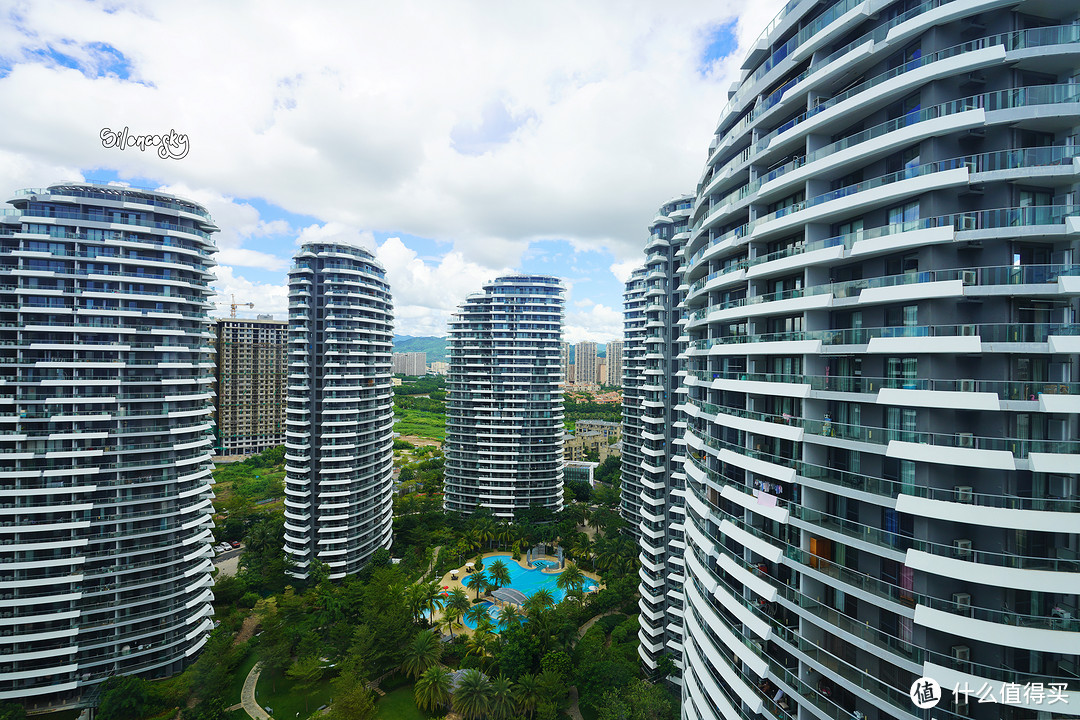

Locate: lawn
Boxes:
[376,686,437,720]
[255,666,336,720]
[228,651,259,706]
[394,408,446,441]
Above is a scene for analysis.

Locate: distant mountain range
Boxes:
[393,336,448,362]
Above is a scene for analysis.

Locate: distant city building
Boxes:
[0,183,218,705]
[564,461,598,487]
[605,341,624,387]
[285,242,395,579]
[596,359,607,386]
[428,360,449,375]
[564,431,618,463]
[392,351,427,376]
[575,341,598,385]
[445,275,565,519]
[215,316,288,456]
[560,341,571,387]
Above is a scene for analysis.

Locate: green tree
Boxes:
[0,703,25,720]
[522,588,554,617]
[556,563,585,595]
[287,655,326,709]
[97,676,162,720]
[487,559,511,590]
[596,680,678,720]
[441,604,463,638]
[414,666,453,713]
[400,630,443,679]
[327,672,378,720]
[453,669,493,720]
[496,603,522,631]
[489,675,517,720]
[513,673,541,719]
[465,570,488,600]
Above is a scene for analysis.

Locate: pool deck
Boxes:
[433,549,603,636]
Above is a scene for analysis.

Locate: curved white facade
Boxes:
[621,197,695,678]
[284,243,395,580]
[678,2,1080,719]
[0,183,218,706]
[444,275,565,520]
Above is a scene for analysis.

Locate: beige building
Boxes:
[215,316,289,456]
[575,340,598,385]
[605,340,624,387]
[564,420,621,463]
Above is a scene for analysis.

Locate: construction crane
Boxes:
[219,294,255,318]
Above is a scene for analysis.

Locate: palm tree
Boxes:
[487,559,511,591]
[447,586,471,617]
[465,602,491,629]
[522,588,554,616]
[496,604,522,631]
[556,562,585,595]
[421,579,445,622]
[489,675,516,720]
[441,605,463,638]
[474,517,496,550]
[496,522,515,550]
[513,673,541,719]
[453,669,493,720]
[573,533,593,567]
[474,614,496,639]
[405,582,427,625]
[464,632,490,667]
[465,570,488,600]
[400,629,442,679]
[414,666,452,713]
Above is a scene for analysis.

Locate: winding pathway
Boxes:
[240,662,272,720]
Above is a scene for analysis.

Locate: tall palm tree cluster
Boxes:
[403,629,554,719]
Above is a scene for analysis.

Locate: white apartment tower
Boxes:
[444,276,565,519]
[560,341,571,388]
[620,196,695,679]
[284,242,395,580]
[576,341,598,385]
[606,340,625,387]
[0,183,218,705]
[676,1,1080,719]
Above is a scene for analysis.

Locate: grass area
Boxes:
[376,685,436,720]
[227,650,258,706]
[31,711,80,720]
[255,667,336,720]
[225,710,249,720]
[394,409,446,441]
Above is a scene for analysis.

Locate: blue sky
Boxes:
[0,0,784,340]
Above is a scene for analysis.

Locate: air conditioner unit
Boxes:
[956,433,975,449]
[959,215,977,231]
[952,593,972,615]
[961,270,977,285]
[955,486,974,503]
[954,539,973,560]
[959,379,976,392]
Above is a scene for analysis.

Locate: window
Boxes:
[885,253,919,275]
[887,201,920,230]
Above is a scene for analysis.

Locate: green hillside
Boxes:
[392,335,448,362]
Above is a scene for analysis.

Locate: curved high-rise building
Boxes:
[284,242,395,580]
[678,2,1080,719]
[444,275,565,520]
[621,197,695,679]
[0,183,218,706]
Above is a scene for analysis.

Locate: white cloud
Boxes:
[216,247,288,271]
[211,265,289,320]
[565,303,623,344]
[0,0,786,261]
[610,258,643,285]
[374,237,514,337]
[295,223,376,250]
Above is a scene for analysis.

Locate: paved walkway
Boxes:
[240,662,271,720]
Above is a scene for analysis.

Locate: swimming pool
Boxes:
[479,554,598,603]
[462,601,501,631]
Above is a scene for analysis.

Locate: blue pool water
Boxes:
[468,554,598,607]
[460,556,600,631]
